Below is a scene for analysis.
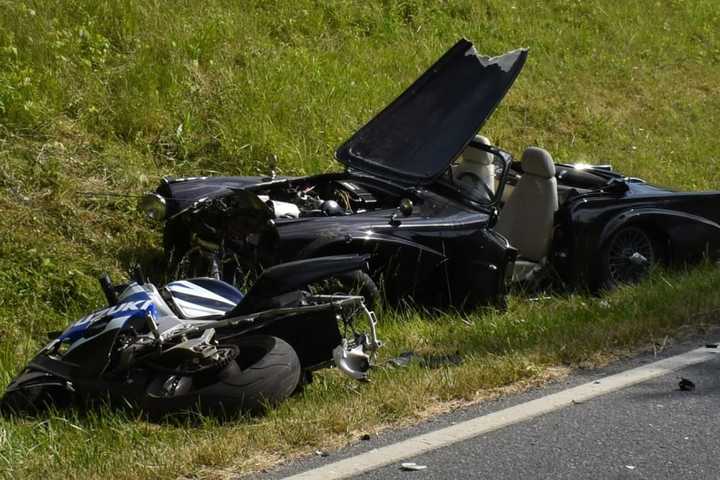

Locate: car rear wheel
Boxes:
[600,226,658,289]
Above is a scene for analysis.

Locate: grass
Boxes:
[1,0,720,478]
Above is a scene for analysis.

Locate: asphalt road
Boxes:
[251,335,720,480]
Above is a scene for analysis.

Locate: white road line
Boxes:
[283,344,719,480]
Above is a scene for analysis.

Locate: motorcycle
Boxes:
[1,255,381,417]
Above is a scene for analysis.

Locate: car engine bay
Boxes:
[252,179,402,219]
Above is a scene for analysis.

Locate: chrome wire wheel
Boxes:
[606,226,656,285]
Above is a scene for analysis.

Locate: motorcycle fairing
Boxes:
[52,292,157,352]
[165,278,243,319]
[2,255,382,416]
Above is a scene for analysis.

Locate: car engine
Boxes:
[256,180,382,219]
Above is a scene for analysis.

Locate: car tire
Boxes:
[599,226,659,290]
[338,270,380,308]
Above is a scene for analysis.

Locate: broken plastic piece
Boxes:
[400,462,428,471]
[678,377,695,391]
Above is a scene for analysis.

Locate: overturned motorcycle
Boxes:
[1,255,381,417]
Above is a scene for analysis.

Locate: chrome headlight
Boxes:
[138,193,167,220]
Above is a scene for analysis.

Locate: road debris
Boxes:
[400,462,428,471]
[678,377,695,391]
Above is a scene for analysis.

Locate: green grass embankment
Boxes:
[1,1,719,478]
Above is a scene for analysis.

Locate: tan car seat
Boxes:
[495,147,558,261]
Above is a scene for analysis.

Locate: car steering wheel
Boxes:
[456,171,495,200]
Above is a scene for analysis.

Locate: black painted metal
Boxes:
[150,39,720,308]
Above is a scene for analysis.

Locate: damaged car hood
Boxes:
[335,39,527,187]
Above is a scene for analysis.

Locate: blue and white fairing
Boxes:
[51,283,184,354]
[164,279,243,318]
[51,278,246,355]
[58,293,153,343]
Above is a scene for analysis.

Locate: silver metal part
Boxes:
[138,192,167,220]
[333,341,372,381]
[164,328,218,360]
[319,295,382,381]
[146,313,161,342]
[629,252,649,266]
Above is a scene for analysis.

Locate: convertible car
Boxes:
[140,39,720,309]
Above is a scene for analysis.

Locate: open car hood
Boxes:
[335,39,527,186]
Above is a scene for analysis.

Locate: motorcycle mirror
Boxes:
[98,273,119,306]
[131,265,146,285]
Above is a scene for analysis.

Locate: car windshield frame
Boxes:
[435,142,513,209]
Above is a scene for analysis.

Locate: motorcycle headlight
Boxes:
[138,193,167,220]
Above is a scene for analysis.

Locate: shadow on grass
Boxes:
[0,392,269,427]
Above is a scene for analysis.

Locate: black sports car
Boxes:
[140,39,720,309]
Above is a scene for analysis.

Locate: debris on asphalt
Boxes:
[400,462,428,471]
[678,377,696,391]
[315,450,329,457]
[625,465,636,470]
[705,343,718,349]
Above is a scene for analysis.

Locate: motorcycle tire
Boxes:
[0,377,74,415]
[145,335,301,416]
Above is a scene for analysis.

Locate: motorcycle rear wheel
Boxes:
[145,335,301,416]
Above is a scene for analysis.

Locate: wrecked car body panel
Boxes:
[336,39,527,186]
[145,39,527,309]
[157,166,517,308]
[142,37,720,307]
[551,178,720,288]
